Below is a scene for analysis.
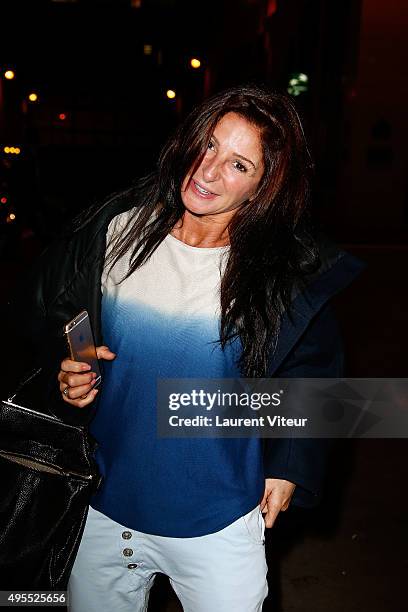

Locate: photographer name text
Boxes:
[168,415,308,428]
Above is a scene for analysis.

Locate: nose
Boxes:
[201,155,220,183]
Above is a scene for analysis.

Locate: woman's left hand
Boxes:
[260,478,296,528]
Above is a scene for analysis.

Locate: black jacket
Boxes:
[13,186,365,508]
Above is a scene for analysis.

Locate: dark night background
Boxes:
[0,1,407,611]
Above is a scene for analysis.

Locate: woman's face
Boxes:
[181,112,264,217]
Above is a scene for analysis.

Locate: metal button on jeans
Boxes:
[123,548,133,557]
[122,531,132,540]
[127,563,138,569]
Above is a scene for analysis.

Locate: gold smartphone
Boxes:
[64,310,102,387]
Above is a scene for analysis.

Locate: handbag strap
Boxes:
[8,367,43,403]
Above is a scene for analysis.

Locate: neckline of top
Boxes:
[166,232,230,253]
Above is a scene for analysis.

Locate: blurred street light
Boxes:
[190,58,201,69]
[59,113,67,121]
[287,72,309,96]
[166,89,176,99]
[28,93,38,102]
[4,70,15,80]
[0,197,8,204]
[144,44,153,55]
[3,146,21,155]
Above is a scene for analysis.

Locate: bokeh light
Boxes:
[190,58,201,69]
[287,72,309,96]
[3,146,21,155]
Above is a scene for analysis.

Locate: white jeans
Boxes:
[68,505,268,612]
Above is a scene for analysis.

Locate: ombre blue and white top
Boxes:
[90,208,265,536]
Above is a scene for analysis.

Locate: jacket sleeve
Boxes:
[263,302,343,508]
[11,234,75,358]
[7,228,100,425]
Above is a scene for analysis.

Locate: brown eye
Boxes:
[233,160,247,173]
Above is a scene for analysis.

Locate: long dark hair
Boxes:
[86,85,320,376]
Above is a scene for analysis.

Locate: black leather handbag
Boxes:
[0,368,102,590]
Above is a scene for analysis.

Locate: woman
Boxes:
[23,85,363,611]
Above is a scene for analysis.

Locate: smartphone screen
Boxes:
[64,310,102,387]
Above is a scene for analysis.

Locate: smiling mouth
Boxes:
[192,179,218,196]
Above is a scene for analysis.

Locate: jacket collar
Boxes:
[268,246,365,375]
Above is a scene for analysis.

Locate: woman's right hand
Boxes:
[58,345,116,408]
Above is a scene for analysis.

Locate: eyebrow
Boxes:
[211,134,258,171]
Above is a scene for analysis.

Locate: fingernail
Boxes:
[81,364,91,370]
